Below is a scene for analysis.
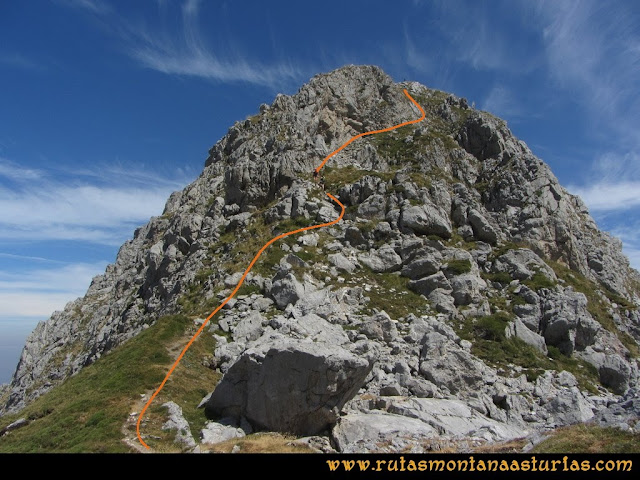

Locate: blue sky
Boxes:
[1,0,639,383]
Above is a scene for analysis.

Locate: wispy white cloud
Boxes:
[54,0,111,15]
[54,0,308,89]
[422,1,540,75]
[0,262,105,295]
[125,0,306,89]
[589,151,640,184]
[0,158,43,181]
[0,185,175,244]
[567,151,640,271]
[535,1,640,144]
[403,24,431,74]
[0,262,107,317]
[568,151,640,215]
[0,260,107,376]
[569,182,640,212]
[625,250,640,273]
[0,53,44,71]
[132,47,304,89]
[534,2,640,264]
[0,253,65,264]
[0,160,187,245]
[0,293,77,318]
[460,25,510,72]
[608,223,640,271]
[1,226,128,245]
[481,85,523,119]
[59,162,192,189]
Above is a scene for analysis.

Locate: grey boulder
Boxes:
[332,410,439,453]
[468,209,498,244]
[546,387,595,425]
[205,338,373,435]
[505,318,547,354]
[328,252,358,274]
[200,420,246,445]
[400,204,452,239]
[419,332,497,394]
[409,271,451,297]
[358,246,402,273]
[269,273,305,309]
[162,401,196,448]
[493,248,557,282]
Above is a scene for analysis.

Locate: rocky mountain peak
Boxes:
[1,65,638,453]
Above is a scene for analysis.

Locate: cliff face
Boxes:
[2,66,639,450]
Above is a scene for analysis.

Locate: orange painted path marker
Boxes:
[136,89,425,450]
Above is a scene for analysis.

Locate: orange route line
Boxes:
[314,89,426,174]
[136,88,425,450]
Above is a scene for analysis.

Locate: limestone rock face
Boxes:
[269,273,306,309]
[358,245,402,273]
[546,388,595,425]
[506,318,547,354]
[493,249,556,282]
[541,290,598,355]
[162,401,196,448]
[204,338,373,435]
[592,387,640,430]
[467,209,498,244]
[419,331,497,395]
[2,65,639,453]
[200,420,245,445]
[400,204,452,238]
[409,271,452,297]
[332,397,528,453]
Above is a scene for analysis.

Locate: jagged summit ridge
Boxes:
[199,65,636,294]
[201,65,415,206]
[1,66,638,453]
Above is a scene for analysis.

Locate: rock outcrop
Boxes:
[205,337,373,435]
[162,401,196,448]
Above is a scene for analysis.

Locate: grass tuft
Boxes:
[445,259,472,275]
[531,424,640,453]
[457,313,600,390]
[523,272,557,291]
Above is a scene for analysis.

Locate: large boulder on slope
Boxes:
[204,338,373,435]
[400,204,452,239]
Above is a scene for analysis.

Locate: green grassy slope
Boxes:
[0,314,219,453]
